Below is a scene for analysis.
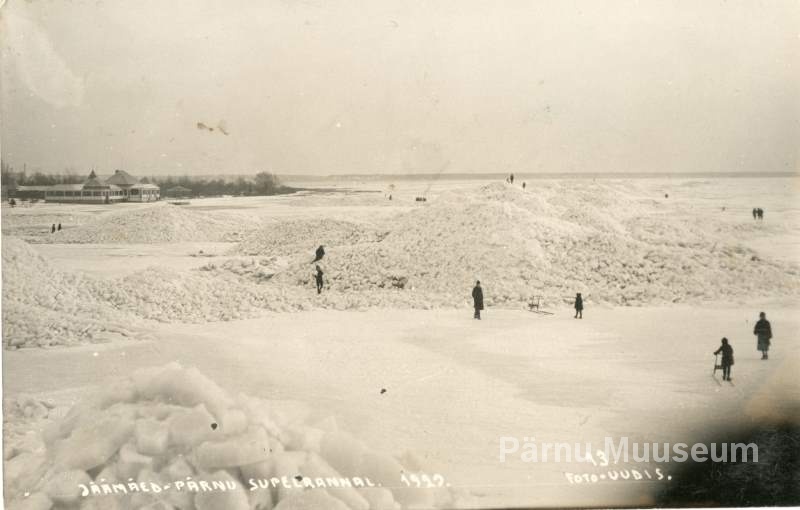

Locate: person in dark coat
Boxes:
[752,208,757,220]
[713,337,734,381]
[574,292,583,319]
[510,173,515,184]
[57,223,61,231]
[314,265,324,294]
[51,224,55,234]
[312,245,325,263]
[522,182,526,190]
[472,281,484,320]
[753,311,772,359]
[757,208,764,220]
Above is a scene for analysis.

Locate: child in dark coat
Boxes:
[574,293,583,319]
[714,337,734,381]
[314,265,324,294]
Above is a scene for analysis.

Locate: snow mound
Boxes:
[5,180,798,348]
[47,204,251,244]
[99,265,309,322]
[236,218,388,257]
[1,237,147,348]
[268,182,800,307]
[3,363,453,509]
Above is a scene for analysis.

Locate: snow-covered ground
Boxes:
[2,177,799,509]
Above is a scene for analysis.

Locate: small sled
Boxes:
[527,296,554,315]
[712,354,723,375]
[712,354,724,385]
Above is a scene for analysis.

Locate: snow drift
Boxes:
[44,204,251,244]
[268,182,800,307]
[4,180,799,348]
[1,237,148,348]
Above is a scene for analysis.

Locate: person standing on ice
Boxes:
[753,311,772,360]
[510,173,515,184]
[522,182,526,190]
[315,265,324,294]
[752,208,757,220]
[50,224,55,234]
[574,293,583,319]
[312,245,325,263]
[57,223,61,231]
[713,337,734,381]
[472,281,484,320]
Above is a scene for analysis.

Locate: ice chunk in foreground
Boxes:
[7,492,53,510]
[193,426,272,469]
[194,471,249,510]
[135,418,169,456]
[53,416,134,471]
[320,430,367,477]
[44,469,91,505]
[300,453,369,510]
[168,404,217,447]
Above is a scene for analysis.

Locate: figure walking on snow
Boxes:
[57,223,61,231]
[314,265,324,294]
[752,208,757,220]
[312,245,325,263]
[574,292,583,319]
[472,281,484,320]
[753,311,772,360]
[714,337,734,381]
[51,224,55,234]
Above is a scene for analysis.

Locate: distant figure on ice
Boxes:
[574,293,583,319]
[713,337,734,381]
[315,265,324,294]
[522,182,526,190]
[510,173,515,184]
[753,311,772,360]
[51,224,55,234]
[57,223,62,231]
[472,281,484,320]
[757,208,764,220]
[312,245,325,263]
[752,208,758,220]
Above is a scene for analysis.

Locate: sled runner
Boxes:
[712,354,726,385]
[713,353,723,375]
[527,296,554,315]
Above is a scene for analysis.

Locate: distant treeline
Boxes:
[1,162,84,186]
[146,172,295,197]
[1,161,296,197]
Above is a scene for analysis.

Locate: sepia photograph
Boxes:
[1,0,798,508]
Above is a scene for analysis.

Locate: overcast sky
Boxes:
[1,0,798,176]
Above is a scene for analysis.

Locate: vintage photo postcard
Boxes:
[1,1,798,508]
